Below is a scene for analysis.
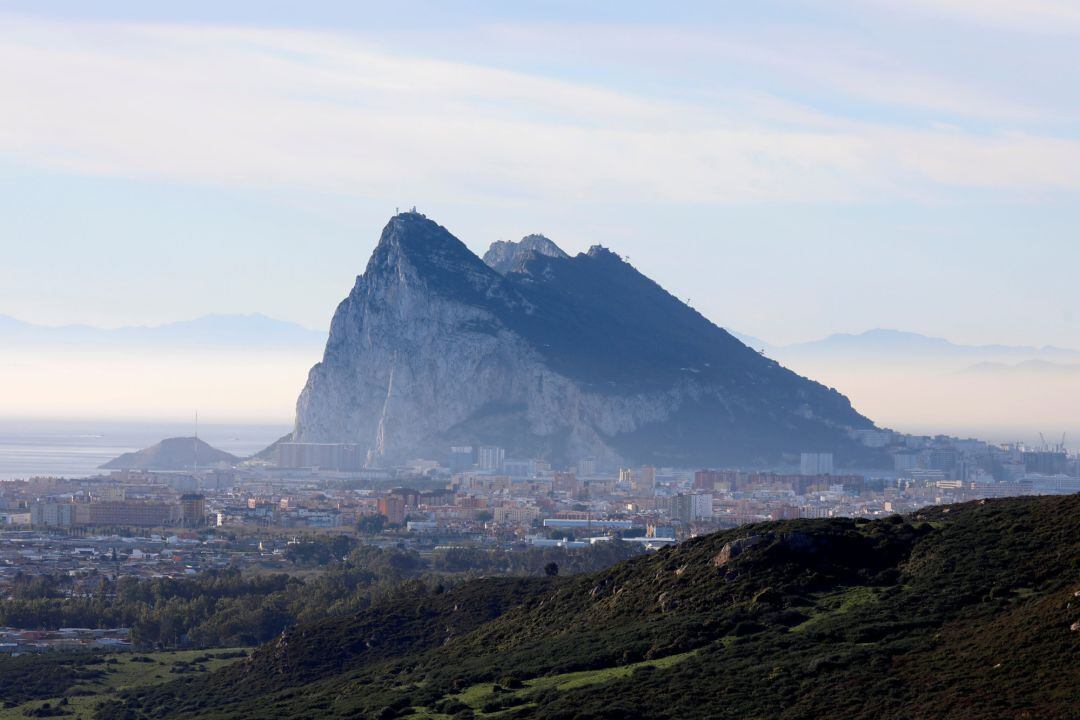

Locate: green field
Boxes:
[401,650,699,719]
[0,649,247,720]
[788,585,885,634]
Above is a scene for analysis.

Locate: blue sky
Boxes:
[3,0,1080,348]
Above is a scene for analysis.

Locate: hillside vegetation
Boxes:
[0,541,640,650]
[98,495,1080,719]
[0,649,247,720]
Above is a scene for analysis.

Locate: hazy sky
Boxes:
[3,1,1080,348]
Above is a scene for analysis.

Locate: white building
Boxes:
[690,493,713,520]
[477,446,505,472]
[577,458,597,477]
[494,504,541,524]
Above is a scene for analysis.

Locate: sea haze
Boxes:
[0,419,288,481]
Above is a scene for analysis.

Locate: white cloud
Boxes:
[869,0,1080,35]
[487,23,1050,123]
[0,15,1078,207]
[889,131,1080,191]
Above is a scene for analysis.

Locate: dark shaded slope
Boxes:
[503,245,862,408]
[610,393,873,466]
[236,578,548,692]
[498,246,874,463]
[504,245,754,391]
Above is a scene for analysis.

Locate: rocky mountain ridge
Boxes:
[292,212,876,468]
[482,233,569,275]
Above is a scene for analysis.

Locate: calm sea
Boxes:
[0,419,290,481]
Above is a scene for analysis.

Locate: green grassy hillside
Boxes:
[0,649,246,720]
[98,495,1080,719]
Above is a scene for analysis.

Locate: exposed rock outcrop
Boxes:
[482,234,568,275]
[714,535,768,567]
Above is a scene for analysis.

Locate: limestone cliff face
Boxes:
[293,212,876,468]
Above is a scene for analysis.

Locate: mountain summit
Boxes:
[293,212,875,468]
[482,234,569,275]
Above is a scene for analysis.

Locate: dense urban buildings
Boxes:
[2,429,1077,556]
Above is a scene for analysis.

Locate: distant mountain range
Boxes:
[728,328,1080,442]
[732,328,1078,361]
[732,328,1080,383]
[4,303,1073,446]
[5,313,1069,368]
[961,359,1080,375]
[0,313,326,350]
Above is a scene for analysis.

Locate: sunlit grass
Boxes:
[0,648,246,720]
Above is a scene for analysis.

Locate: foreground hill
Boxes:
[101,437,239,470]
[293,212,876,468]
[102,494,1080,719]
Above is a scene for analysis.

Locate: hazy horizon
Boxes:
[2,307,1078,449]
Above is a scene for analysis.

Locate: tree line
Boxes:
[0,538,642,649]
